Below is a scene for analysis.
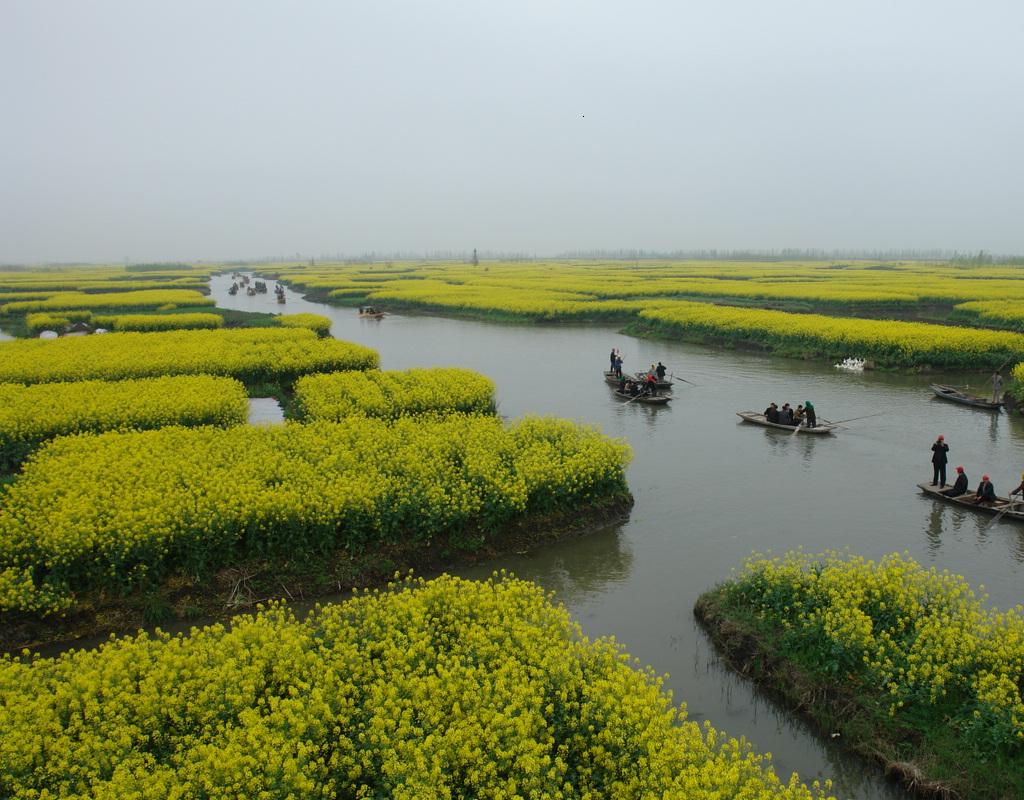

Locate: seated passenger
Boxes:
[765,403,780,423]
[972,474,997,505]
[940,466,969,497]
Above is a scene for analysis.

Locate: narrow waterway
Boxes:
[214,274,1024,798]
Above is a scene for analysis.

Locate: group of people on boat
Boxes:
[929,434,1024,506]
[763,401,817,428]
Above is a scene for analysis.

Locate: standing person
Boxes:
[645,372,658,396]
[655,362,667,381]
[931,435,949,488]
[804,401,817,428]
[610,348,617,372]
[614,353,623,379]
[941,466,969,497]
[992,370,1004,403]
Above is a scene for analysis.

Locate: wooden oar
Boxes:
[821,411,888,426]
[984,497,1023,529]
[669,373,697,386]
[622,390,653,404]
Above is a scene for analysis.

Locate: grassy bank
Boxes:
[695,553,1024,800]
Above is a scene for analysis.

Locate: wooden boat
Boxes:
[930,383,1002,411]
[917,482,1024,522]
[735,411,837,434]
[613,389,671,405]
[358,307,385,319]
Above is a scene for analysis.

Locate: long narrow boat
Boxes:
[930,383,1002,411]
[917,482,1024,522]
[735,411,837,434]
[613,389,671,405]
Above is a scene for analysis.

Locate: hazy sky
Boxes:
[3,1,1023,262]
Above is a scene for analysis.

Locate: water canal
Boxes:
[213,273,1024,798]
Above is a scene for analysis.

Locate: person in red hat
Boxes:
[940,466,969,497]
[931,435,949,488]
[971,474,997,505]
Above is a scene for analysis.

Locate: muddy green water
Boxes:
[211,276,1024,795]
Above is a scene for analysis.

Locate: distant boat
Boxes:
[930,383,1002,411]
[358,307,385,318]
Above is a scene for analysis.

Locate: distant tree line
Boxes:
[125,262,194,272]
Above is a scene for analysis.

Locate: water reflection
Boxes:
[458,521,634,608]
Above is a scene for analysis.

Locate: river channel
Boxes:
[213,273,1024,797]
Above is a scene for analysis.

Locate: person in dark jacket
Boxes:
[779,403,793,425]
[765,403,780,423]
[941,466,969,497]
[804,400,817,428]
[931,435,949,487]
[610,349,617,372]
[972,474,996,505]
[655,362,667,380]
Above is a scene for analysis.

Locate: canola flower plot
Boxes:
[0,416,631,614]
[294,368,497,420]
[90,312,224,331]
[276,312,332,336]
[0,328,378,385]
[954,300,1024,331]
[715,551,1024,760]
[0,289,214,314]
[24,310,92,336]
[639,301,1024,368]
[0,573,832,800]
[0,376,249,469]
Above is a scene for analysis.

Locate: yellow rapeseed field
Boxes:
[640,301,1024,368]
[0,375,248,468]
[294,368,497,420]
[90,312,224,331]
[724,551,1024,754]
[0,573,833,799]
[276,312,332,336]
[0,289,214,314]
[0,328,378,385]
[0,415,631,614]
